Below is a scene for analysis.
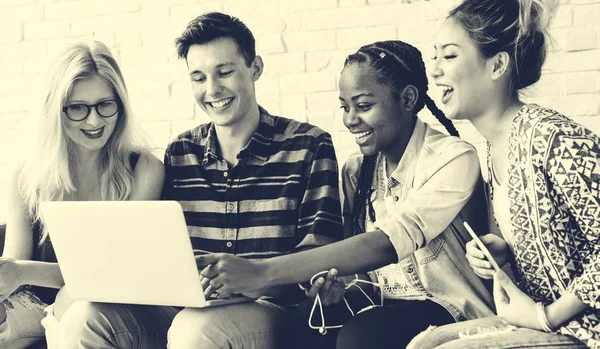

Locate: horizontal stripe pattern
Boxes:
[163,107,343,259]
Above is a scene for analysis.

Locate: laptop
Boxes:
[39,200,253,308]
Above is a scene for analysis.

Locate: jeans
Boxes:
[46,301,179,349]
[51,299,287,349]
[408,316,587,349]
[0,290,46,349]
[287,295,454,349]
[167,299,289,349]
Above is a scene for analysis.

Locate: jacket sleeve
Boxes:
[375,143,481,261]
[546,124,600,308]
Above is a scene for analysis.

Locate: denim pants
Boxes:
[43,301,178,349]
[46,299,287,349]
[0,290,46,349]
[167,299,289,349]
[408,316,587,349]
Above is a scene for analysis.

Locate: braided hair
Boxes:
[346,40,459,235]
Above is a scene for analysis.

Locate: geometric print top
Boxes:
[504,104,600,348]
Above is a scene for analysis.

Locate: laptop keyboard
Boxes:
[207,293,246,301]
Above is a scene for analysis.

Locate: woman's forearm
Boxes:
[546,292,588,329]
[263,230,397,286]
[16,260,64,289]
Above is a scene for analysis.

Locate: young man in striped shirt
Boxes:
[162,12,344,348]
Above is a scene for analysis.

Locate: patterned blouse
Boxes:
[503,104,600,348]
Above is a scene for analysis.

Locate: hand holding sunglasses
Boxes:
[299,269,383,335]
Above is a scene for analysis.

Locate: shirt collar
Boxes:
[388,118,426,187]
[201,124,220,166]
[201,106,275,166]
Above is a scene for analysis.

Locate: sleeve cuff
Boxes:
[374,218,417,263]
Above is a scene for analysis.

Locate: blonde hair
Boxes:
[449,0,558,94]
[517,0,557,41]
[18,40,148,243]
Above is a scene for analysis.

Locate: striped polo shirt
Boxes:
[162,107,343,259]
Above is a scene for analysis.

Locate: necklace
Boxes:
[486,142,502,231]
[487,142,495,201]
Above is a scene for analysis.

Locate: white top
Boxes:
[490,161,514,252]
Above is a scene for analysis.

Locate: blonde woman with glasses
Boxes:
[1,40,174,349]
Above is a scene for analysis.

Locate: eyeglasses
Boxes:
[299,271,383,335]
[63,99,119,121]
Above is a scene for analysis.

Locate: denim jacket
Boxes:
[342,119,495,321]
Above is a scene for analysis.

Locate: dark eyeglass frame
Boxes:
[62,99,120,122]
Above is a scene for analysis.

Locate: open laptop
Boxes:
[39,200,253,308]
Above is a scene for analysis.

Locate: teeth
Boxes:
[81,127,105,139]
[353,130,373,140]
[83,128,102,136]
[208,98,233,109]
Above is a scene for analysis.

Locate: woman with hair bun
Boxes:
[411,0,600,348]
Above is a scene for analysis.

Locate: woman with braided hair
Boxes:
[278,39,498,349]
[193,40,495,348]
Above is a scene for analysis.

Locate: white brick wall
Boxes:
[1,0,600,222]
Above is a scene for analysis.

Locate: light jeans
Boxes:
[49,299,287,349]
[409,316,587,349]
[45,301,179,349]
[167,299,289,349]
[0,290,46,349]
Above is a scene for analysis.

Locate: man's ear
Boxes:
[490,51,510,81]
[400,85,419,112]
[250,56,264,82]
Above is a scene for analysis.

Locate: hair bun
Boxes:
[514,0,557,89]
[517,0,558,39]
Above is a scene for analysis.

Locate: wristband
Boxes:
[536,302,554,333]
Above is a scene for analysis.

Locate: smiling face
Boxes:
[431,18,494,120]
[186,37,261,129]
[339,63,413,157]
[62,75,119,154]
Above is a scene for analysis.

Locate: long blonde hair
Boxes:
[18,41,147,242]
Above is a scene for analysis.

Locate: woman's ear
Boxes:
[400,85,419,112]
[490,52,510,81]
[250,56,264,82]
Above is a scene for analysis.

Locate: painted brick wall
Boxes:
[1,0,600,220]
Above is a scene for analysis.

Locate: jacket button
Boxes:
[226,241,233,248]
[407,266,414,273]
